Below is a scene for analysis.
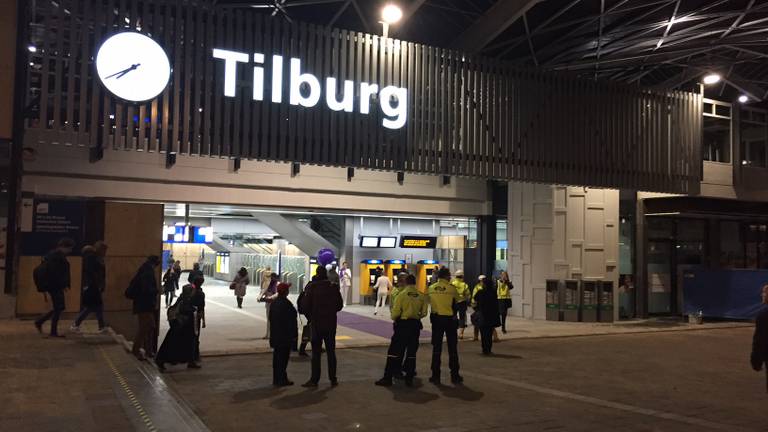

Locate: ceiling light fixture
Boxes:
[738,95,748,103]
[702,73,721,85]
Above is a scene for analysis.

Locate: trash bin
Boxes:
[598,281,614,323]
[562,280,580,322]
[546,279,561,321]
[580,281,598,322]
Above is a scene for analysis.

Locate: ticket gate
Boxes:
[562,279,580,322]
[359,260,384,303]
[545,279,561,321]
[580,281,598,322]
[416,260,439,293]
[385,260,406,285]
[598,281,614,322]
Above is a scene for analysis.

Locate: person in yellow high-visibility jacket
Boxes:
[428,267,463,385]
[497,271,513,334]
[375,274,428,387]
[451,270,470,339]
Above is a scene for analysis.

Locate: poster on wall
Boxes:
[21,199,86,256]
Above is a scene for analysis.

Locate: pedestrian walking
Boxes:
[475,276,501,355]
[231,267,250,309]
[260,272,279,339]
[300,266,344,387]
[497,271,513,334]
[270,282,298,386]
[162,266,177,308]
[71,241,109,333]
[156,275,206,372]
[373,272,392,315]
[34,238,75,338]
[172,260,182,291]
[751,284,768,392]
[428,267,463,385]
[375,274,428,387]
[339,262,352,307]
[451,270,470,339]
[126,255,160,361]
[187,262,203,284]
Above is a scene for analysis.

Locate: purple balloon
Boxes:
[317,248,335,267]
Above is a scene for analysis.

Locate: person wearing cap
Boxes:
[451,270,470,339]
[427,266,463,385]
[376,274,428,387]
[390,271,409,311]
[470,275,487,341]
[270,282,298,386]
[34,238,75,338]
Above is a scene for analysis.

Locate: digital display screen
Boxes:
[360,236,379,247]
[379,237,397,248]
[400,236,437,249]
[164,225,213,244]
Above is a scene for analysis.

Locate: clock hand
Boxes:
[104,63,141,79]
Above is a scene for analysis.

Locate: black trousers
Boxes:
[310,329,337,383]
[36,291,66,336]
[383,319,421,379]
[456,302,468,329]
[480,326,494,354]
[272,342,292,384]
[499,300,510,331]
[430,314,460,379]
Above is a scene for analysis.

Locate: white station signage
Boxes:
[213,48,408,129]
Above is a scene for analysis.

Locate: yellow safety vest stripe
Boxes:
[497,280,512,299]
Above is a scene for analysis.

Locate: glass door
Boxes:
[647,240,673,314]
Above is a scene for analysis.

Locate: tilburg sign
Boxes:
[213,48,408,129]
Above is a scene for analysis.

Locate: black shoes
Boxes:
[302,381,318,388]
[330,379,339,387]
[187,362,201,369]
[451,375,464,384]
[375,378,393,387]
[274,380,294,387]
[428,376,441,385]
[34,322,43,334]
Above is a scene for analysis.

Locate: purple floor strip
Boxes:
[337,311,431,339]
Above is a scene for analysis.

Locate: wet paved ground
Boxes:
[1,317,765,432]
[168,327,768,432]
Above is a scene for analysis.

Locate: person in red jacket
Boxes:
[300,266,343,387]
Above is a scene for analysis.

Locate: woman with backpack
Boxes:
[156,275,206,372]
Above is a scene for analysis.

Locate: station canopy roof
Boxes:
[220,0,768,106]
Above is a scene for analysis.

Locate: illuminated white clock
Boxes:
[95,32,171,102]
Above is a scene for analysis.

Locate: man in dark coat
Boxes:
[34,238,75,337]
[127,256,160,361]
[187,262,204,284]
[301,266,344,387]
[270,282,298,386]
[71,241,109,332]
[751,284,768,392]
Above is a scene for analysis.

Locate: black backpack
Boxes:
[33,259,50,293]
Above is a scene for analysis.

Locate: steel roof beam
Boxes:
[451,0,543,54]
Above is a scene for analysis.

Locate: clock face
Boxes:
[95,32,171,102]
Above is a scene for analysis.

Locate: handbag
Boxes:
[229,282,237,290]
[301,322,312,343]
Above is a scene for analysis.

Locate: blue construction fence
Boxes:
[683,269,768,320]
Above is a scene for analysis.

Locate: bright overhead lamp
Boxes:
[381,4,403,24]
[702,73,721,85]
[27,45,37,53]
[738,95,749,103]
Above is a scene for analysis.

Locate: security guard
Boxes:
[497,271,513,334]
[428,267,463,385]
[389,271,409,311]
[451,270,470,339]
[376,274,428,387]
[470,275,486,341]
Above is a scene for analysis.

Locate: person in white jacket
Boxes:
[339,261,352,307]
[373,273,392,315]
